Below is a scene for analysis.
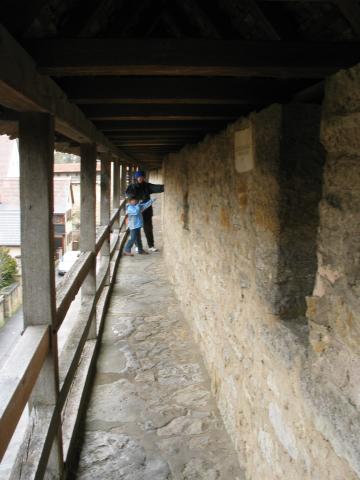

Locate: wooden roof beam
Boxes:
[80,104,259,121]
[58,77,304,105]
[24,39,360,78]
[93,120,231,131]
[0,25,126,160]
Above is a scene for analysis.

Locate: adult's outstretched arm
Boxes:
[148,183,164,194]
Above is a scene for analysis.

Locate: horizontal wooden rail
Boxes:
[96,261,110,303]
[120,214,127,231]
[110,233,120,259]
[58,300,96,411]
[110,199,126,227]
[95,225,110,255]
[56,251,95,330]
[109,208,119,228]
[96,200,126,254]
[0,325,49,461]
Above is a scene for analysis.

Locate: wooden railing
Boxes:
[0,199,128,478]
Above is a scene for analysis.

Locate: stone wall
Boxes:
[161,66,360,480]
[0,281,22,320]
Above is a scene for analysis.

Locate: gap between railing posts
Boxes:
[0,198,127,474]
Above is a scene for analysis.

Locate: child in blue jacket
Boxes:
[123,194,155,256]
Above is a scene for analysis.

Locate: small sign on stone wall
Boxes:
[234,126,254,173]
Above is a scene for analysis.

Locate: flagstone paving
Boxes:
[76,209,244,480]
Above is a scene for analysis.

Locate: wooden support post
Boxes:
[100,158,111,286]
[113,159,120,230]
[19,112,63,478]
[80,143,97,339]
[131,165,137,183]
[120,163,127,196]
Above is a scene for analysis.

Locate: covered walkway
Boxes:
[74,207,244,479]
[1,2,360,479]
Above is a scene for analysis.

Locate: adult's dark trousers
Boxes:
[142,208,154,248]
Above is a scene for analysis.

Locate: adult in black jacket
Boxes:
[126,171,164,251]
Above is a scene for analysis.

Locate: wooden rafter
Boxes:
[1,0,49,35]
[118,0,157,37]
[335,0,360,37]
[256,0,360,38]
[244,0,281,40]
[220,0,280,40]
[145,9,184,38]
[174,0,222,38]
[78,0,118,37]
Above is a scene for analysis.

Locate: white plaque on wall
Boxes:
[234,127,254,173]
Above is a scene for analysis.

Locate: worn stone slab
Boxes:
[75,204,244,479]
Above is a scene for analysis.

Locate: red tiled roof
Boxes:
[0,177,73,213]
[54,162,101,173]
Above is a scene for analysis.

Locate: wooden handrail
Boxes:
[96,200,126,254]
[0,325,49,461]
[56,251,95,330]
[95,225,110,255]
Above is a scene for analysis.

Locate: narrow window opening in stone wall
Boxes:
[277,105,326,324]
[182,190,190,231]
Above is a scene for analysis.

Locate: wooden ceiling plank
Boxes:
[335,0,360,37]
[174,0,222,38]
[2,0,49,35]
[78,0,117,37]
[119,0,155,36]
[26,38,360,78]
[243,0,281,40]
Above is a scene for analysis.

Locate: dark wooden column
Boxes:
[113,159,120,230]
[19,112,63,477]
[80,143,97,339]
[100,158,111,286]
[120,163,127,196]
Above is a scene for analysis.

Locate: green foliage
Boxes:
[0,248,18,290]
[54,151,79,164]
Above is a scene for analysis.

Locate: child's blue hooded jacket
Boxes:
[126,199,154,230]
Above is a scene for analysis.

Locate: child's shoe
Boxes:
[149,247,158,252]
[123,251,134,256]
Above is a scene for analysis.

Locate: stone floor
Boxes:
[75,207,244,480]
